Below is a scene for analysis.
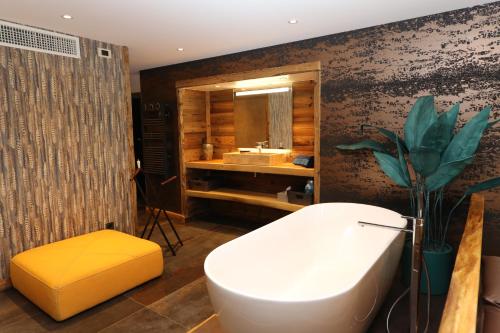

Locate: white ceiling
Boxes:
[0,0,493,91]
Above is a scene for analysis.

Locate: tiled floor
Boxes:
[0,211,248,333]
[0,210,445,332]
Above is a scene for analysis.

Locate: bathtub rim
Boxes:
[204,202,405,303]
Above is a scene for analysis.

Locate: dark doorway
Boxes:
[132,93,145,207]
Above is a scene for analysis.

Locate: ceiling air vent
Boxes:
[0,20,80,58]
[98,48,111,58]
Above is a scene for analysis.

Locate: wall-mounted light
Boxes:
[235,87,290,96]
[177,47,184,51]
[61,14,73,20]
[288,18,298,24]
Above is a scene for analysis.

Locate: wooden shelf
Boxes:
[186,188,305,212]
[185,159,314,177]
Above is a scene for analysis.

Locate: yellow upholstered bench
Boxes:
[10,230,163,321]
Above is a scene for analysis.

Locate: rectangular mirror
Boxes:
[233,89,293,149]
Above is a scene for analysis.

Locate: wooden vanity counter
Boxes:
[186,159,314,177]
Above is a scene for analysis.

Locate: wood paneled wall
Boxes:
[209,89,235,158]
[142,3,499,253]
[292,81,315,157]
[179,89,207,162]
[178,89,207,216]
[0,36,135,281]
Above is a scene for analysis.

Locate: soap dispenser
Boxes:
[304,180,314,195]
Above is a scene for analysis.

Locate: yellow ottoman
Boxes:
[10,230,163,321]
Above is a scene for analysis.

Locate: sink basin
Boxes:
[223,151,287,166]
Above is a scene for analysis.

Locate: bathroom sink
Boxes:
[223,151,287,166]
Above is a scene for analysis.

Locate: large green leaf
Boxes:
[409,147,441,177]
[420,103,460,153]
[336,139,388,153]
[441,106,492,163]
[465,177,500,195]
[425,156,475,191]
[404,96,438,151]
[442,176,500,248]
[373,151,411,187]
[361,124,408,152]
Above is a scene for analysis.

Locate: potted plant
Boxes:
[337,96,499,295]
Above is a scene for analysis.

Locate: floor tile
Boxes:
[128,218,245,306]
[188,314,224,333]
[367,273,446,332]
[1,315,48,333]
[149,277,214,330]
[0,216,250,332]
[127,265,205,306]
[0,214,447,332]
[1,292,143,333]
[99,308,185,333]
[0,288,41,328]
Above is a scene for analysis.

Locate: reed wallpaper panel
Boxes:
[0,36,136,280]
[141,2,499,253]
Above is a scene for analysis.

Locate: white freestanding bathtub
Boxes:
[204,203,406,333]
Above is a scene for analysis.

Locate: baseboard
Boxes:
[0,278,12,291]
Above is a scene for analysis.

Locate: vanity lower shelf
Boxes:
[185,188,306,212]
[185,159,314,177]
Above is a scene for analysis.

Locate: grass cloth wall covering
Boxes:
[0,37,136,281]
[141,2,499,253]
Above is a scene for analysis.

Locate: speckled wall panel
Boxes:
[0,36,136,280]
[141,3,499,253]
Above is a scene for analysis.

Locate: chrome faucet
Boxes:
[358,214,424,333]
[358,215,417,233]
[256,141,268,153]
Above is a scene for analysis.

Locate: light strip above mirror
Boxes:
[235,87,290,96]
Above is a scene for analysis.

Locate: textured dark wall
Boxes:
[141,3,499,253]
[0,37,136,280]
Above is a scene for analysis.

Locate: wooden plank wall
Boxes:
[0,38,135,281]
[179,89,207,216]
[209,90,235,158]
[180,89,207,162]
[292,81,315,157]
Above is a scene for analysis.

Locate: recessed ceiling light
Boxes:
[61,14,73,20]
[288,18,298,24]
[177,47,184,51]
[215,85,221,88]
